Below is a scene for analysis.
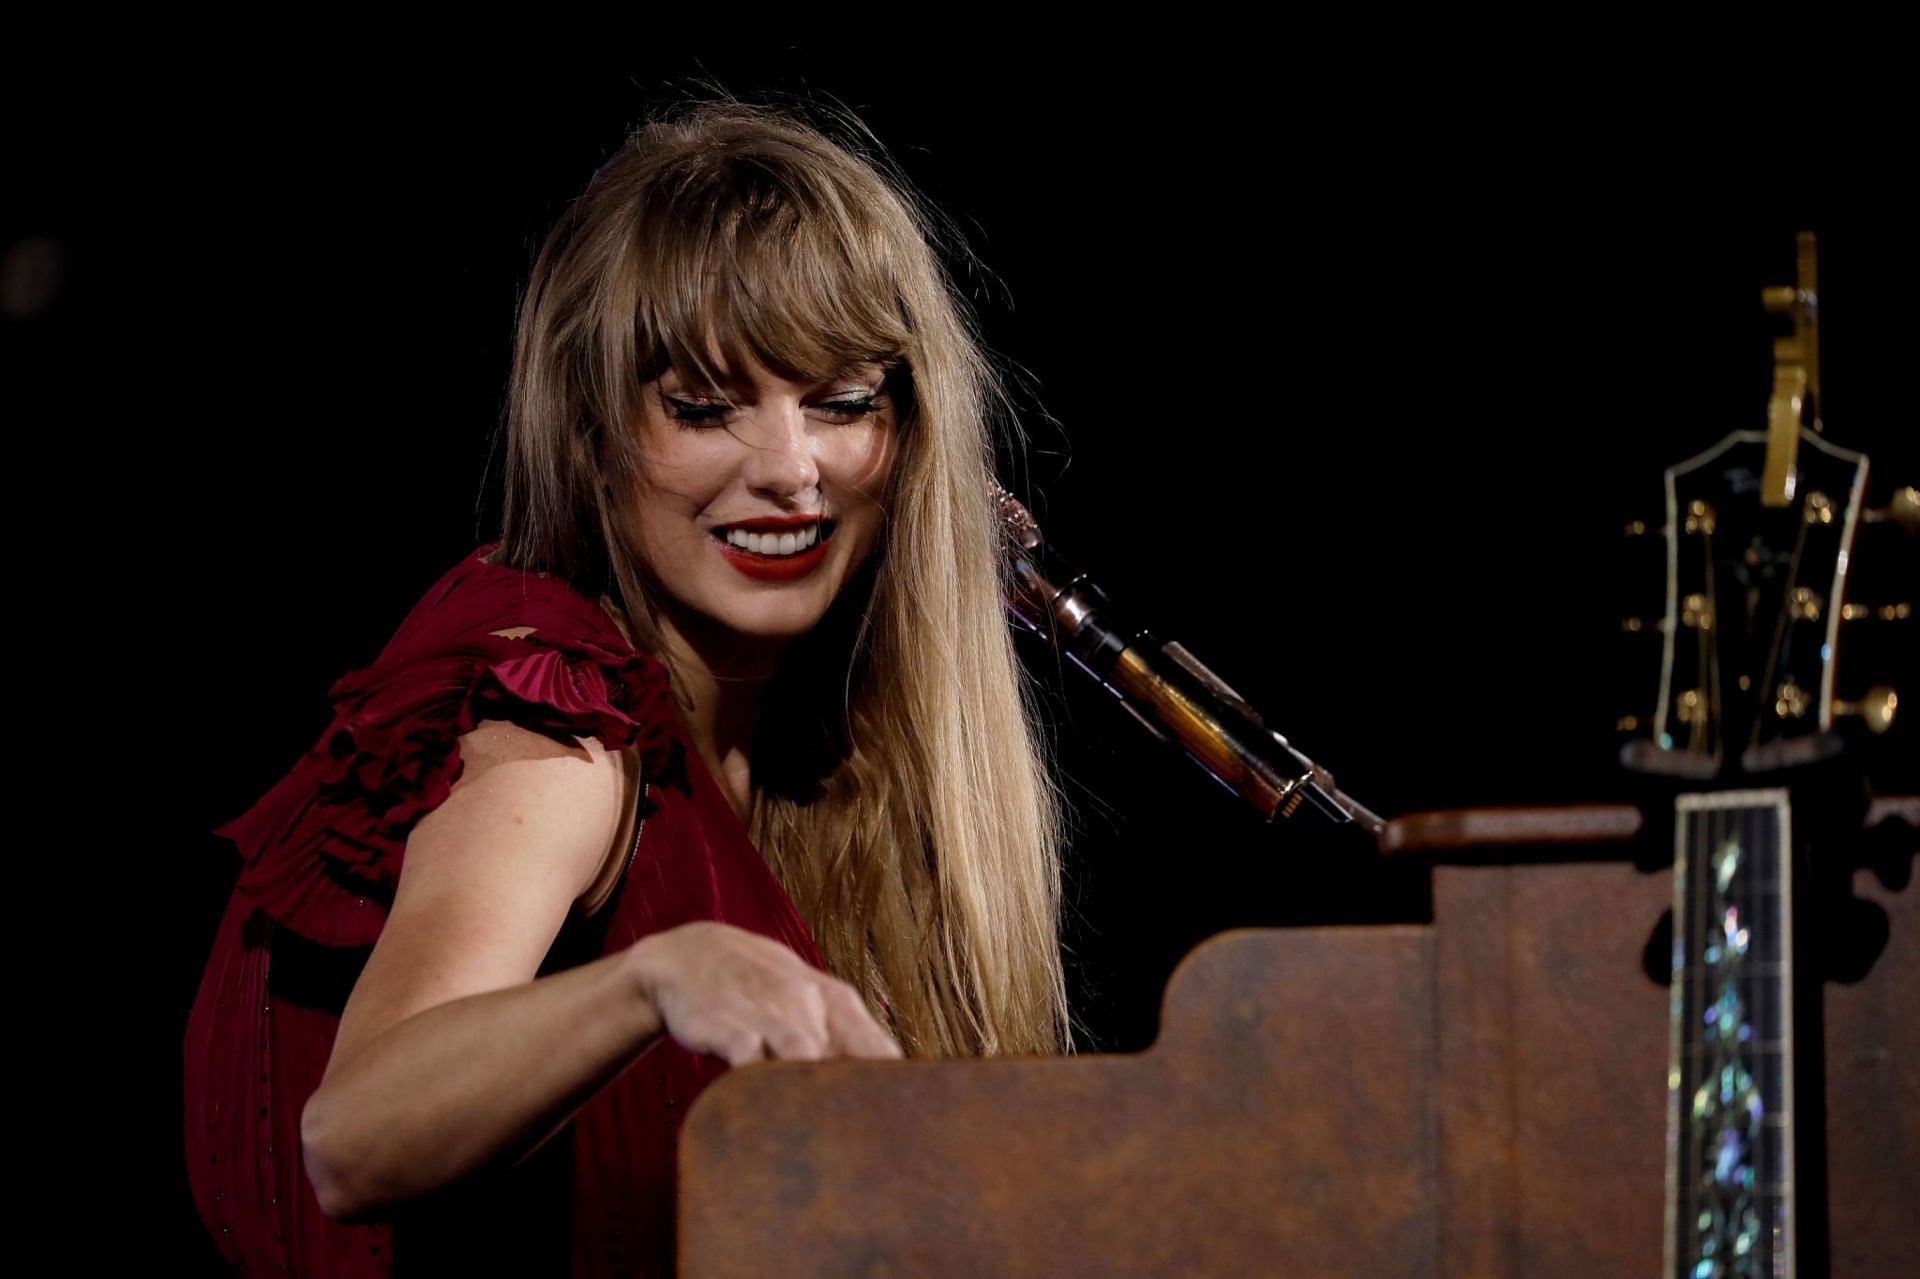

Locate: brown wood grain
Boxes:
[1826,863,1920,1278]
[1382,796,1915,857]
[679,830,1916,1277]
[1382,805,1644,855]
[1433,862,1669,1277]
[680,928,1438,1279]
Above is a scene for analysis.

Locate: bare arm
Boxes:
[299,719,900,1222]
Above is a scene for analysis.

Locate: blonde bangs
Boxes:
[629,150,918,395]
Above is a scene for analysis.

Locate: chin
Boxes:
[723,614,825,640]
[710,595,838,640]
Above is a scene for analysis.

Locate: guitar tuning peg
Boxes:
[1774,681,1815,720]
[1832,686,1899,734]
[1676,688,1711,731]
[1762,283,1816,318]
[1840,601,1913,623]
[1861,486,1920,532]
[1789,587,1826,621]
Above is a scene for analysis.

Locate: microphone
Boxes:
[992,481,1384,836]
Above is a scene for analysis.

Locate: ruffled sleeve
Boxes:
[216,546,678,948]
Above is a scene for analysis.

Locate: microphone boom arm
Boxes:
[993,483,1385,836]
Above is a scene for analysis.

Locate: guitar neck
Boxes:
[1666,788,1798,1279]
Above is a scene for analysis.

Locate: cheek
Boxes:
[625,460,717,571]
[831,431,898,566]
[829,425,897,500]
[635,433,730,505]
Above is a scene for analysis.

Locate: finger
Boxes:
[822,982,904,1059]
[762,1020,831,1062]
[710,1022,768,1068]
[754,972,827,1055]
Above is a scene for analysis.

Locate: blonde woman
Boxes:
[183,99,1069,1276]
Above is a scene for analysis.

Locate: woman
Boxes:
[184,98,1070,1277]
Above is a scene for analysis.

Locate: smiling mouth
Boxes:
[709,519,838,559]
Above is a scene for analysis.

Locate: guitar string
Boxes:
[1748,507,1815,757]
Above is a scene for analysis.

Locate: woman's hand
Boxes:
[624,921,904,1066]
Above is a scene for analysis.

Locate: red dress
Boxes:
[183,545,827,1277]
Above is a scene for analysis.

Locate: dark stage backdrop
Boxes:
[8,44,1912,1270]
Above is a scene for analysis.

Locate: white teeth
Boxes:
[722,524,821,556]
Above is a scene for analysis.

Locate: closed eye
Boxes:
[662,393,888,428]
[663,395,733,426]
[816,394,886,422]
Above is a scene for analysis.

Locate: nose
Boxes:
[740,400,820,503]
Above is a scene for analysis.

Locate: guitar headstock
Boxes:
[1634,434,1891,771]
[1619,234,1914,783]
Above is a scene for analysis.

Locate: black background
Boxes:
[7,39,1914,1269]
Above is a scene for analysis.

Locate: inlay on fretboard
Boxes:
[1666,789,1795,1279]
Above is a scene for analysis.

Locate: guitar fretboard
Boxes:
[1666,789,1795,1279]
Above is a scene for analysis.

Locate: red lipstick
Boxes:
[710,517,834,582]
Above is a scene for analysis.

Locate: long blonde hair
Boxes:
[493,97,1069,1058]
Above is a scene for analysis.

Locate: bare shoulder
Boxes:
[452,720,644,918]
[324,719,639,1079]
[456,716,629,779]
[423,719,633,880]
